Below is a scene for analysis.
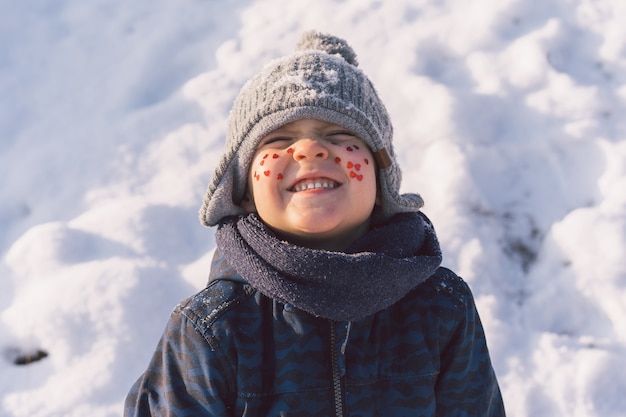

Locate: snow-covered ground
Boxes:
[1,1,625,416]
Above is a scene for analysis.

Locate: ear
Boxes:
[375,167,382,206]
[240,188,256,212]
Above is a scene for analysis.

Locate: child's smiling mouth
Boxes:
[290,178,340,192]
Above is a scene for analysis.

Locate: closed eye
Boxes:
[259,136,292,147]
[326,130,356,138]
[325,131,359,146]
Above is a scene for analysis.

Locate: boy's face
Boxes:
[242,118,378,250]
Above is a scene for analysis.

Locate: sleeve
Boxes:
[124,304,235,417]
[434,278,506,417]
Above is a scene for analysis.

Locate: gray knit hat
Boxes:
[199,31,424,227]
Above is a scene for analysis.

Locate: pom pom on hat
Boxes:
[199,31,424,227]
[296,31,359,66]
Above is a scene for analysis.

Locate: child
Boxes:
[125,31,506,416]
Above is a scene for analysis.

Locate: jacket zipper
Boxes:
[329,321,345,417]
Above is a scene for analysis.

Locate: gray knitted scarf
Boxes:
[215,212,442,321]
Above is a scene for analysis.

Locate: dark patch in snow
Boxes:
[5,347,49,366]
[503,237,539,274]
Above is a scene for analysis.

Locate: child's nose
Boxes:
[292,138,329,161]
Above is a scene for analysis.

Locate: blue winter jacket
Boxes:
[125,254,505,416]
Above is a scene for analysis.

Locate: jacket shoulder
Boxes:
[430,266,473,295]
[395,266,480,341]
[174,279,255,343]
[418,266,474,309]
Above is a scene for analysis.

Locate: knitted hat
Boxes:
[199,31,424,227]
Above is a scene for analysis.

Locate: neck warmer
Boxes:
[215,212,442,321]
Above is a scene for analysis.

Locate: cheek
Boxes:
[335,146,372,182]
[252,152,286,182]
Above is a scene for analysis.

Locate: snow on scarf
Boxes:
[215,212,442,321]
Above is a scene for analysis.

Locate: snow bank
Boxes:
[1,0,625,416]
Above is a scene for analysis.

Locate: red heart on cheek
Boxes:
[277,173,283,180]
[355,164,361,171]
[347,161,354,168]
[273,154,279,159]
[349,171,363,181]
[264,170,271,176]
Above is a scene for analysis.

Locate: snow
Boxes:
[1,0,625,415]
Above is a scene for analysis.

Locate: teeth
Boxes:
[293,179,337,192]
